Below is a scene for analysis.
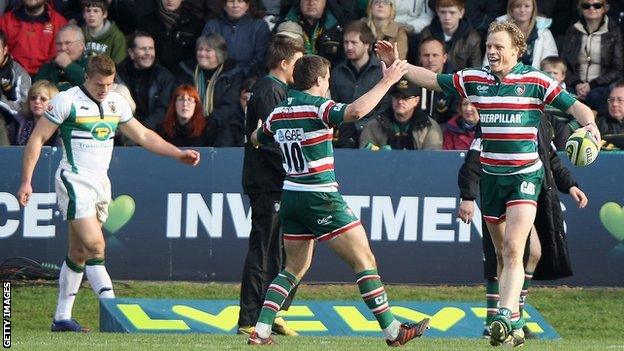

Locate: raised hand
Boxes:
[375,40,399,66]
[381,59,409,85]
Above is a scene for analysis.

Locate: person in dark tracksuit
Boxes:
[238,35,305,336]
[457,114,588,341]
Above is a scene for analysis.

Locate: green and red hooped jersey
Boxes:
[257,89,348,192]
[437,62,576,175]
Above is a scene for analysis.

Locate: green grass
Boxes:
[8,281,624,350]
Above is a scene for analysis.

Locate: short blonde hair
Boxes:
[540,56,567,74]
[26,80,59,114]
[488,20,527,57]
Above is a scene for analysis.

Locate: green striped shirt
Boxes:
[437,62,576,175]
[257,90,347,192]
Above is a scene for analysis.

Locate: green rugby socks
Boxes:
[255,270,298,338]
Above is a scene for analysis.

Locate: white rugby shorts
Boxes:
[55,168,111,222]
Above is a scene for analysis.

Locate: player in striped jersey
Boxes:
[247,55,431,347]
[377,20,600,347]
[16,55,200,333]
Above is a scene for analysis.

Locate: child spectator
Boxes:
[541,56,580,149]
[81,0,127,64]
[421,0,481,70]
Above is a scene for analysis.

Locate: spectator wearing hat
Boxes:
[330,20,389,148]
[359,79,443,150]
[275,20,304,43]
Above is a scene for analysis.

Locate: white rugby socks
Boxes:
[85,259,115,299]
[54,259,84,321]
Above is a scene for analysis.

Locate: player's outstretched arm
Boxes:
[17,118,59,206]
[119,119,200,166]
[375,41,442,92]
[343,59,409,122]
[567,100,601,144]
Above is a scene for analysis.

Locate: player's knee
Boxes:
[68,247,87,264]
[83,240,105,258]
[362,251,376,268]
[502,244,523,264]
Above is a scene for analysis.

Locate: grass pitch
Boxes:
[8,281,624,350]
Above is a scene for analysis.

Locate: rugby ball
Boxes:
[565,130,599,166]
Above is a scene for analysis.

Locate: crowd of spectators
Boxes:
[0,0,623,150]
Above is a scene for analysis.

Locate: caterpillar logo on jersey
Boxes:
[91,121,114,141]
[476,85,488,92]
[520,181,536,195]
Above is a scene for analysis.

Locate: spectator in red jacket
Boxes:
[443,97,479,150]
[0,0,68,76]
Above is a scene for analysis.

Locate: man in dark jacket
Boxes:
[239,35,305,337]
[138,0,205,72]
[116,31,175,136]
[330,21,389,148]
[457,115,588,342]
[280,0,344,66]
[598,82,624,136]
[417,37,457,124]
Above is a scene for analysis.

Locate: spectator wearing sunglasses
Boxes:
[561,0,624,111]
